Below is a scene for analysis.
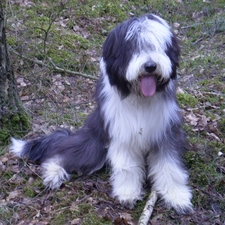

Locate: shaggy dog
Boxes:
[10,14,193,214]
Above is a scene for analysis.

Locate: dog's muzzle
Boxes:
[130,60,169,98]
[138,61,157,97]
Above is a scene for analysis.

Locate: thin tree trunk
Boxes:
[0,2,29,145]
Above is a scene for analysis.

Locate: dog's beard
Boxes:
[130,74,168,97]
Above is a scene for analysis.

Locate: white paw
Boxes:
[162,186,193,214]
[42,158,70,189]
[112,183,143,209]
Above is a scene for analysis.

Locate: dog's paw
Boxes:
[112,185,143,209]
[42,158,70,189]
[162,186,193,215]
[120,199,137,209]
[116,194,143,209]
[174,204,193,215]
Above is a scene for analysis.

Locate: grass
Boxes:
[1,0,225,224]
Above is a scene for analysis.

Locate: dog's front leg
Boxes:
[107,143,145,209]
[148,146,193,214]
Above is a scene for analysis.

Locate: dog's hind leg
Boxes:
[10,108,108,189]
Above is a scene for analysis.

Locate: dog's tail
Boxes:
[10,109,108,189]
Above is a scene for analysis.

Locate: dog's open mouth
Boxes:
[139,75,156,97]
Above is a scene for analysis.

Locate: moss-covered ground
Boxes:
[0,0,224,224]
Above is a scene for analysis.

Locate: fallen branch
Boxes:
[9,47,98,80]
[138,190,158,225]
[181,19,224,30]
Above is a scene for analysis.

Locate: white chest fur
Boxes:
[100,75,180,153]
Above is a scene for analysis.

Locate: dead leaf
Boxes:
[114,217,129,225]
[9,174,24,184]
[119,212,133,221]
[176,87,185,94]
[173,22,180,28]
[186,112,199,126]
[198,115,208,128]
[71,218,82,225]
[7,190,22,201]
[207,132,220,141]
[10,165,20,173]
[0,155,9,163]
[208,122,221,137]
[0,161,6,171]
[17,77,28,87]
[70,202,79,211]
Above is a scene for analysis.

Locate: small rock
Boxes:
[173,22,180,28]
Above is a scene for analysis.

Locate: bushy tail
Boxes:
[10,109,108,189]
[11,129,73,163]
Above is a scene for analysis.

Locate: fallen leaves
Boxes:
[185,109,223,142]
[186,111,199,126]
[1,151,134,224]
[114,213,135,225]
[7,190,22,201]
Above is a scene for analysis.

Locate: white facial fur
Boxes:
[126,51,172,81]
[125,15,173,82]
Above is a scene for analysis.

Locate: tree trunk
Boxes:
[0,2,30,145]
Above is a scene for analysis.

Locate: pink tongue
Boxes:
[140,76,156,97]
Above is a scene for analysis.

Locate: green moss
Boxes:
[82,213,111,225]
[79,203,92,215]
[0,130,10,145]
[1,171,14,179]
[7,36,17,46]
[185,137,225,210]
[0,206,13,224]
[214,179,225,193]
[47,48,74,66]
[0,110,30,145]
[191,189,208,207]
[33,179,44,189]
[75,112,88,127]
[73,34,90,49]
[24,187,36,198]
[177,93,199,108]
[198,80,211,86]
[50,211,70,225]
[184,151,197,168]
[50,203,111,225]
[218,118,225,135]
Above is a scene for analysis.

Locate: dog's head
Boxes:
[101,14,180,98]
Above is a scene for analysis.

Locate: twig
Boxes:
[9,47,98,80]
[192,184,224,201]
[138,190,158,225]
[181,19,224,30]
[192,37,204,46]
[181,21,212,29]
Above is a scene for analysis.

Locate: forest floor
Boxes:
[0,0,225,224]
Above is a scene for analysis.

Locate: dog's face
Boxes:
[101,14,180,97]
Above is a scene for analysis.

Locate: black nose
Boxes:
[144,62,157,73]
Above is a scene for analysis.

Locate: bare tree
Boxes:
[0,2,29,145]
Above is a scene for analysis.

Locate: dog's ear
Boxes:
[102,19,137,98]
[165,34,180,80]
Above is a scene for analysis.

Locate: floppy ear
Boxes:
[165,34,180,80]
[102,18,138,98]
